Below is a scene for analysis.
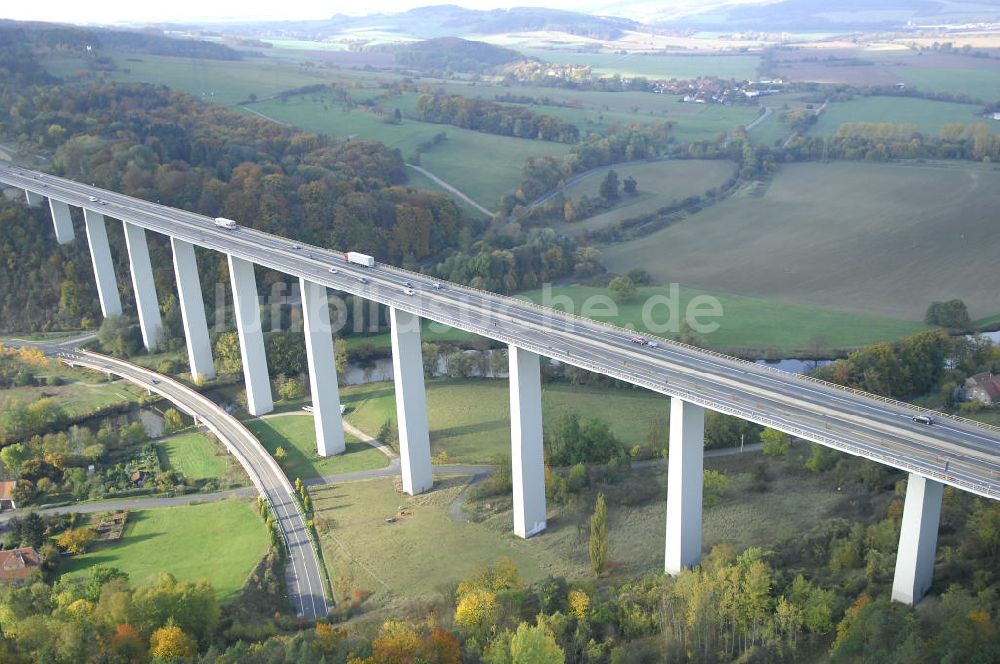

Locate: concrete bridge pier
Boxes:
[389,307,432,495]
[300,278,346,457]
[228,255,273,416]
[123,221,162,352]
[891,473,943,605]
[24,190,44,207]
[509,345,547,538]
[83,209,122,318]
[171,238,215,382]
[665,398,705,575]
[47,199,75,245]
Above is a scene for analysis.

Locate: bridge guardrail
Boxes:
[375,261,1000,439]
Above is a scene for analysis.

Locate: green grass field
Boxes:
[518,284,929,353]
[313,476,566,603]
[241,96,572,209]
[245,414,389,480]
[0,379,147,419]
[60,500,269,600]
[157,431,241,482]
[810,96,989,136]
[343,378,667,463]
[553,159,736,233]
[900,66,1000,99]
[518,50,761,80]
[313,444,888,603]
[601,160,1000,322]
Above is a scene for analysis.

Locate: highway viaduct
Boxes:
[2,162,998,606]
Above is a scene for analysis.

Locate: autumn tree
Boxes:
[214,332,242,373]
[57,527,97,554]
[149,625,196,659]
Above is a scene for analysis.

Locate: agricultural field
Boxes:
[245,413,389,480]
[552,159,736,233]
[810,96,991,136]
[343,378,668,463]
[43,53,337,106]
[60,500,269,601]
[601,160,1000,321]
[241,95,573,209]
[767,48,1000,98]
[518,285,927,354]
[517,50,762,80]
[156,431,246,483]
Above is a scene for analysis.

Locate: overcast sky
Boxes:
[1,0,605,25]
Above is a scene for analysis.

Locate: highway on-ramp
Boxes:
[1,163,998,502]
[31,344,330,620]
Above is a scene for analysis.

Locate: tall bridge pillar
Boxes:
[665,398,705,575]
[390,307,432,495]
[47,199,75,245]
[891,473,943,605]
[300,278,346,457]
[171,238,215,382]
[24,190,44,207]
[509,345,547,538]
[83,209,122,318]
[123,221,162,352]
[228,255,273,416]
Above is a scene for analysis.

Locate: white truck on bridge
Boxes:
[214,217,238,230]
[344,251,375,267]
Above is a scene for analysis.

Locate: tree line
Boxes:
[415,93,580,143]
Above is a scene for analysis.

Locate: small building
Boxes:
[964,372,1000,405]
[0,547,41,585]
[0,481,17,512]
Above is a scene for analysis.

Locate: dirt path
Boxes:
[745,105,773,132]
[405,163,493,218]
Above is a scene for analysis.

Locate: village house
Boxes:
[964,372,1000,405]
[0,547,41,585]
[0,480,17,511]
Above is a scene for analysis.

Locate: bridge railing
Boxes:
[373,262,1000,439]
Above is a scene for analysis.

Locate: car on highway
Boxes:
[630,337,649,345]
[150,378,159,385]
[647,340,659,348]
[358,276,368,284]
[912,415,935,425]
[404,288,415,295]
[88,196,98,202]
[402,281,413,287]
[293,244,302,249]
[99,200,107,205]
[328,267,338,274]
[432,283,443,289]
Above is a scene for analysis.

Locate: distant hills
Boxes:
[195,1,1000,45]
[207,5,640,41]
[666,0,1000,30]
